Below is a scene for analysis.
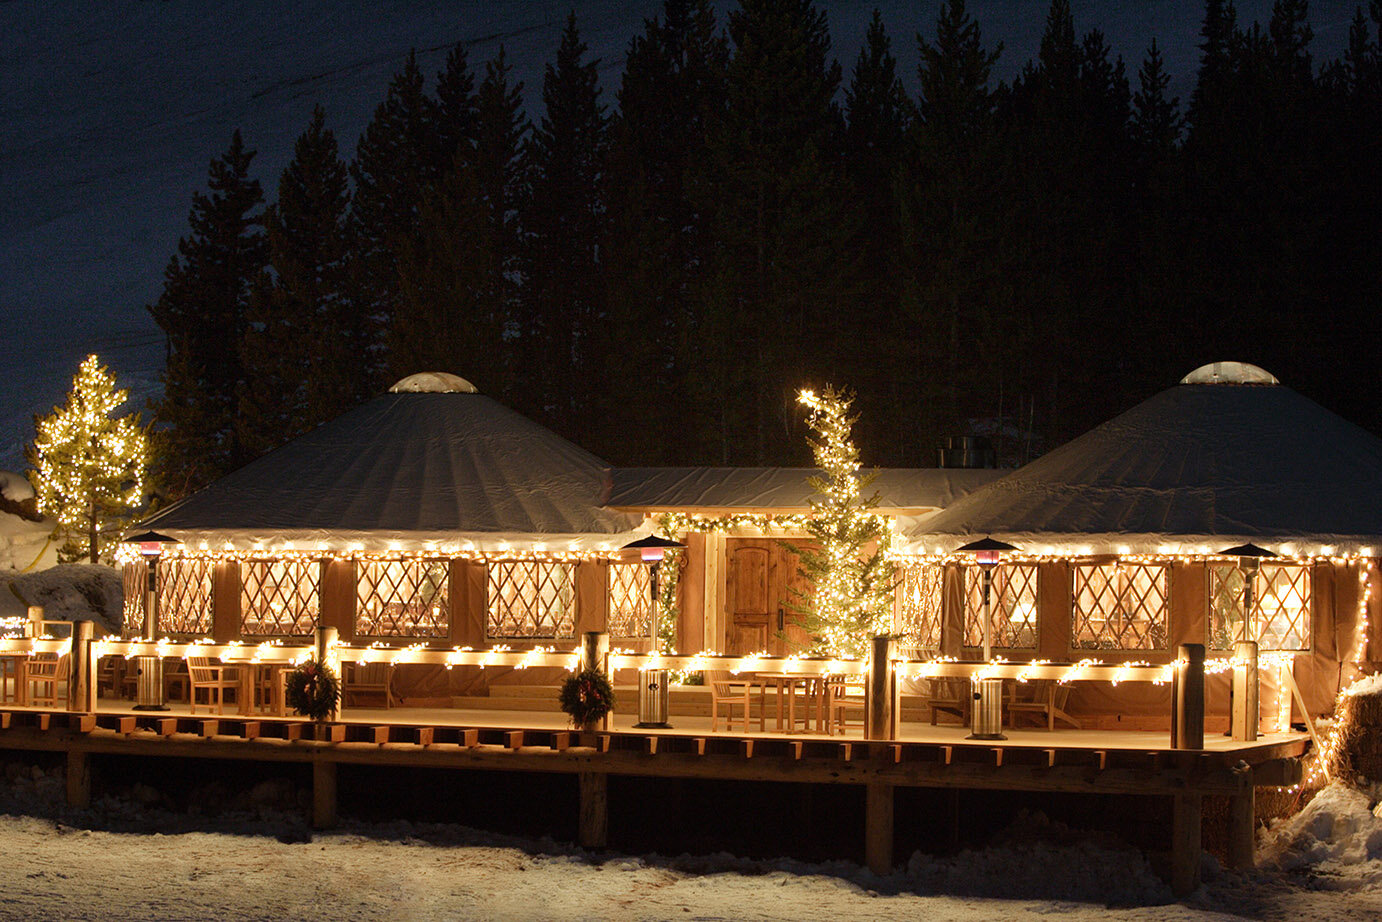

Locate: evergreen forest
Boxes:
[147,0,1382,499]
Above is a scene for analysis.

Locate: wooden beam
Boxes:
[115,716,135,736]
[75,714,96,734]
[199,720,218,739]
[37,714,50,731]
[417,727,434,747]
[578,772,608,848]
[241,721,261,741]
[284,723,304,742]
[1227,785,1255,870]
[505,730,525,750]
[1172,644,1205,750]
[865,783,894,875]
[157,718,177,737]
[551,731,570,752]
[369,726,390,746]
[460,728,479,748]
[0,712,10,730]
[1171,793,1203,896]
[312,759,337,829]
[65,750,90,808]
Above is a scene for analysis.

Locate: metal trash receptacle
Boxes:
[969,676,1005,739]
[133,656,168,710]
[635,668,670,728]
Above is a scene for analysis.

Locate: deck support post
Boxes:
[578,771,608,849]
[65,750,90,808]
[866,635,896,741]
[1171,793,1203,896]
[1227,783,1256,869]
[865,782,894,875]
[69,620,96,714]
[1171,644,1205,750]
[315,626,340,716]
[1231,641,1259,742]
[312,759,337,829]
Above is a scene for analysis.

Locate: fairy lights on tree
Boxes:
[785,385,896,658]
[27,355,148,564]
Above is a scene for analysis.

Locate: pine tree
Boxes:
[520,13,608,431]
[430,42,479,174]
[239,106,352,457]
[348,52,433,388]
[149,130,266,497]
[1188,0,1238,132]
[783,386,895,658]
[27,356,148,564]
[1132,39,1182,155]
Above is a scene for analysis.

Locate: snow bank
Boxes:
[1259,782,1382,889]
[0,471,33,504]
[6,564,122,633]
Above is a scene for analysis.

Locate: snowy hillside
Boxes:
[0,0,1360,467]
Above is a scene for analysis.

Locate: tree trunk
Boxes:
[88,494,98,563]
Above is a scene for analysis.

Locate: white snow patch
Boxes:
[1260,782,1382,889]
[0,470,33,503]
[0,509,55,575]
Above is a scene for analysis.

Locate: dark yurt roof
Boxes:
[135,374,643,553]
[904,363,1382,556]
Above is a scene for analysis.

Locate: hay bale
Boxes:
[1327,677,1382,784]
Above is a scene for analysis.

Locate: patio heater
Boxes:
[621,535,687,729]
[124,531,175,711]
[1219,543,1277,741]
[957,537,1020,740]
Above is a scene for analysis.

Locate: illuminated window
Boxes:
[356,559,449,639]
[896,561,944,653]
[607,563,653,640]
[1209,564,1311,651]
[963,564,1039,649]
[486,560,576,639]
[241,560,320,636]
[158,557,215,635]
[1071,562,1169,650]
[122,560,146,635]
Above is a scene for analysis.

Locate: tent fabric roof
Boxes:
[903,379,1382,556]
[607,467,1003,514]
[135,392,644,553]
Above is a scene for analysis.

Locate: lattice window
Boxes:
[895,561,944,653]
[486,560,576,639]
[158,558,215,635]
[607,563,653,640]
[1072,562,1169,650]
[1209,563,1312,651]
[356,559,449,639]
[122,560,147,634]
[241,560,320,636]
[963,564,1039,649]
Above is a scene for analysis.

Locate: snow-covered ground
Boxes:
[0,759,1378,921]
[0,0,1361,468]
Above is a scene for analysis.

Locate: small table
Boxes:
[0,654,28,706]
[237,663,294,716]
[755,672,832,733]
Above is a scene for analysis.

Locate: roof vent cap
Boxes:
[389,372,479,394]
[1180,362,1279,386]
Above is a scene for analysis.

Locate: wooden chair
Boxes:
[342,662,395,709]
[926,677,971,726]
[163,658,190,703]
[826,678,866,735]
[706,670,756,732]
[1007,679,1081,730]
[26,654,69,708]
[187,657,240,715]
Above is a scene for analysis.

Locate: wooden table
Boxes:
[0,654,27,706]
[237,663,293,717]
[754,672,832,734]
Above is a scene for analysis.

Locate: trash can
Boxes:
[968,676,1005,740]
[132,655,168,711]
[635,668,670,728]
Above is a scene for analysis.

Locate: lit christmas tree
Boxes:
[787,386,896,658]
[26,355,148,564]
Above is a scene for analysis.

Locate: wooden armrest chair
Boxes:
[27,653,70,708]
[342,662,396,709]
[187,657,240,715]
[926,677,971,726]
[1007,679,1081,730]
[705,670,756,732]
[826,678,866,735]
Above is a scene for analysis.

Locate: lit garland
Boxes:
[28,354,147,564]
[1302,560,1375,787]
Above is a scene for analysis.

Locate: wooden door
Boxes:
[724,540,815,655]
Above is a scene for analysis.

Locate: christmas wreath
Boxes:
[558,668,615,728]
[284,658,340,723]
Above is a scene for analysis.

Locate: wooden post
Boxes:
[865,782,894,875]
[315,626,340,717]
[68,620,96,713]
[312,759,337,829]
[1232,640,1259,742]
[1227,783,1256,870]
[866,635,896,741]
[578,771,608,848]
[580,631,609,673]
[1171,643,1205,750]
[27,606,43,637]
[1171,793,1203,896]
[65,750,90,809]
